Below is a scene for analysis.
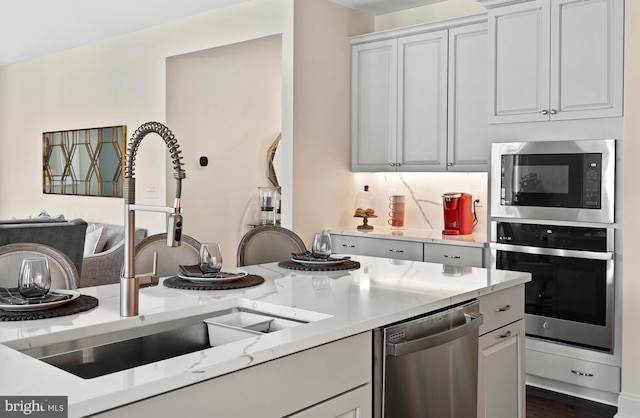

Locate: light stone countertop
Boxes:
[0,255,528,417]
[328,227,488,247]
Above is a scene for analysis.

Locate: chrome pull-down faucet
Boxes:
[121,122,186,317]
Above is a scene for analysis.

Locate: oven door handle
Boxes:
[489,243,615,260]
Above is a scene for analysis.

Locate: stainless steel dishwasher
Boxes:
[373,300,483,418]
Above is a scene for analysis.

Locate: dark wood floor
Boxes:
[526,386,617,418]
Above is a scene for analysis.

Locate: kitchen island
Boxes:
[0,255,529,417]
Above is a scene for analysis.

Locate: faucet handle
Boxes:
[138,251,160,288]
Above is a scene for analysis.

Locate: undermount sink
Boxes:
[14,301,331,380]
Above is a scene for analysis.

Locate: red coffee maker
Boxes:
[442,192,473,235]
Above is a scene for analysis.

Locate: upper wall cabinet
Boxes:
[483,0,624,124]
[350,16,489,172]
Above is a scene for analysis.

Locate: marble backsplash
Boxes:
[345,171,489,235]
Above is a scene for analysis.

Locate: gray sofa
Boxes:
[80,223,147,287]
[0,218,87,276]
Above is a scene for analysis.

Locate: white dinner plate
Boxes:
[290,256,351,267]
[0,289,80,311]
[178,271,248,283]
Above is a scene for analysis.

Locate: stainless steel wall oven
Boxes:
[490,221,615,352]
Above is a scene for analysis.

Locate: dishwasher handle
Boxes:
[386,313,483,357]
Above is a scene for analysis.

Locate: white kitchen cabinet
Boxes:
[423,242,485,267]
[486,0,624,123]
[446,23,490,171]
[478,319,526,418]
[351,39,397,171]
[351,16,489,172]
[526,348,620,394]
[93,332,372,418]
[289,384,371,418]
[477,285,526,418]
[397,30,449,171]
[330,233,423,262]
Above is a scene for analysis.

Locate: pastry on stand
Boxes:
[354,185,377,231]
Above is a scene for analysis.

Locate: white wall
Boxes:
[166,35,282,265]
[0,0,293,234]
[374,0,486,31]
[619,2,640,416]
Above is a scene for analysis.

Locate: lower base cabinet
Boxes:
[289,384,371,418]
[92,332,372,418]
[330,232,485,266]
[478,319,526,418]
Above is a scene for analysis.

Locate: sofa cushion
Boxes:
[84,225,106,256]
[0,218,87,275]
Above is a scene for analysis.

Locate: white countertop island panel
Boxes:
[0,256,528,417]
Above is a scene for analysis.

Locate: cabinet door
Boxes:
[478,319,526,418]
[550,0,623,120]
[351,39,398,171]
[488,0,550,123]
[289,384,371,418]
[397,30,448,171]
[447,23,490,172]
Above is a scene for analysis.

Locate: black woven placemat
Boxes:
[278,260,361,272]
[163,274,265,290]
[0,295,99,321]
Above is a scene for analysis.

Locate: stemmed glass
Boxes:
[312,231,332,259]
[199,242,223,274]
[18,257,51,299]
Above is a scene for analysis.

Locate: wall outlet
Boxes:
[472,190,484,206]
[147,185,158,199]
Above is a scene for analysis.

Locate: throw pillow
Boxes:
[94,228,109,254]
[84,225,105,256]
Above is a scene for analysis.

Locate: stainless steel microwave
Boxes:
[490,139,616,223]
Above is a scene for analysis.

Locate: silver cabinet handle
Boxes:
[541,109,549,115]
[387,313,484,356]
[447,162,453,166]
[498,330,512,339]
[495,305,511,312]
[342,244,356,248]
[389,249,404,253]
[444,254,461,259]
[550,109,557,114]
[571,370,594,377]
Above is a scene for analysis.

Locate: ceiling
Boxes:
[0,0,443,67]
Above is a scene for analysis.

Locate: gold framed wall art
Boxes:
[43,125,126,197]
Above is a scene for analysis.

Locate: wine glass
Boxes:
[199,242,223,274]
[18,257,51,299]
[312,231,332,259]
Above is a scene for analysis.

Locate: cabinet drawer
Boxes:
[330,234,423,261]
[330,234,369,256]
[424,243,484,267]
[479,285,524,336]
[526,349,620,393]
[363,237,423,261]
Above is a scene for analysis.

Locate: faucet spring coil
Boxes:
[125,121,185,179]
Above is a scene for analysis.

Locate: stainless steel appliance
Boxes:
[490,139,616,223]
[490,221,615,352]
[373,300,483,418]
